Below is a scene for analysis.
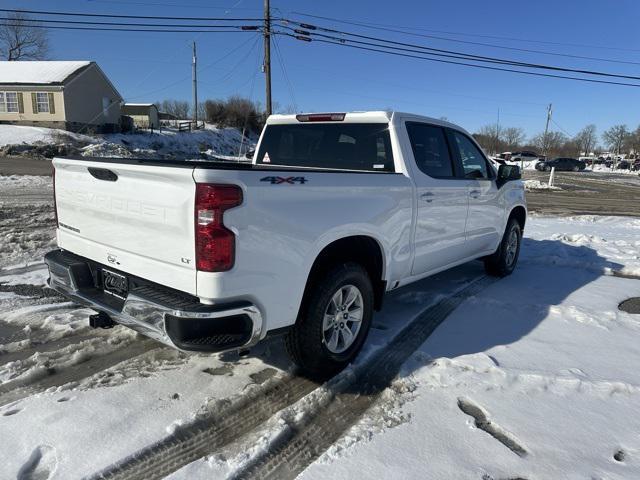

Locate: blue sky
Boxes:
[5,0,640,139]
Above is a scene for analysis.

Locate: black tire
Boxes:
[484,218,522,277]
[285,262,374,379]
[544,165,551,172]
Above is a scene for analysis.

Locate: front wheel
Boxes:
[484,218,522,277]
[285,262,374,378]
[544,165,551,172]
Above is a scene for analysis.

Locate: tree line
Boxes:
[473,123,640,158]
[157,97,266,134]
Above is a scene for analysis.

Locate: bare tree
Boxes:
[574,124,597,156]
[602,124,629,155]
[624,126,640,159]
[531,131,567,156]
[475,124,502,155]
[0,12,49,60]
[159,99,190,120]
[502,127,525,150]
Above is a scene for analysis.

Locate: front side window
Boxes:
[36,92,50,113]
[0,92,19,113]
[405,122,454,178]
[256,123,394,172]
[452,131,490,179]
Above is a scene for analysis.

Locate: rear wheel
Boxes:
[484,218,522,277]
[285,262,373,378]
[544,165,551,172]
[573,166,579,172]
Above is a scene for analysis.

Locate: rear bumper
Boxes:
[44,249,263,353]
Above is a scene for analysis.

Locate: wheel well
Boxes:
[509,206,526,231]
[303,236,386,312]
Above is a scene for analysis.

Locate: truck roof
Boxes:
[266,111,469,134]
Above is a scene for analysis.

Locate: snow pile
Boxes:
[0,123,256,160]
[592,164,639,175]
[0,125,95,147]
[523,179,561,191]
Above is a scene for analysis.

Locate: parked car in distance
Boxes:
[45,111,527,377]
[617,160,631,170]
[535,157,586,172]
[511,151,543,162]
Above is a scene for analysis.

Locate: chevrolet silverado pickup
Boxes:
[45,111,526,376]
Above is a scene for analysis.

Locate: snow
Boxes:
[0,61,90,84]
[523,179,561,191]
[0,123,255,160]
[0,125,95,147]
[1,176,640,479]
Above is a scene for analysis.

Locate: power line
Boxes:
[272,33,297,111]
[0,22,256,34]
[281,21,640,82]
[83,0,261,11]
[11,17,261,28]
[0,7,262,21]
[276,33,640,88]
[289,11,640,54]
[126,33,259,99]
[282,13,640,67]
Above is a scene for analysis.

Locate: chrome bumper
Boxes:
[44,250,263,353]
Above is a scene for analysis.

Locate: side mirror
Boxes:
[245,148,255,160]
[497,164,521,188]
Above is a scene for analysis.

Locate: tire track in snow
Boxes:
[88,374,320,480]
[92,275,493,480]
[0,340,157,407]
[233,276,497,480]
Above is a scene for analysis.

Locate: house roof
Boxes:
[0,61,92,85]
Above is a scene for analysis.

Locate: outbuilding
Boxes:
[121,103,160,130]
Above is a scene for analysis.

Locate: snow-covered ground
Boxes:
[0,123,255,161]
[523,179,562,191]
[0,213,639,478]
[0,125,95,147]
[1,171,640,479]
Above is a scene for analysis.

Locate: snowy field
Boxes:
[1,174,640,478]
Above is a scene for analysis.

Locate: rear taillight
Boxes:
[52,166,58,227]
[195,184,243,272]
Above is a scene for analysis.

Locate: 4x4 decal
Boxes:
[260,176,308,185]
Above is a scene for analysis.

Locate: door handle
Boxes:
[420,192,434,203]
[469,189,481,198]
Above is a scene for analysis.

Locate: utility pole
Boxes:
[542,103,552,156]
[495,107,501,155]
[263,0,272,117]
[192,41,198,125]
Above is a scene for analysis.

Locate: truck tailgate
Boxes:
[53,157,197,294]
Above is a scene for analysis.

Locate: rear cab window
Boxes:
[256,123,395,172]
[405,122,456,178]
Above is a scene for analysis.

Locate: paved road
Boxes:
[0,156,53,176]
[524,169,640,217]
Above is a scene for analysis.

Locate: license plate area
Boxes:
[102,268,129,300]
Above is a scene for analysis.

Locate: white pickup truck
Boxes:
[45,111,526,376]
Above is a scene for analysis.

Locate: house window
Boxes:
[0,92,19,113]
[36,92,50,113]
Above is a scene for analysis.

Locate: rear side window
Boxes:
[256,123,394,172]
[405,122,455,178]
